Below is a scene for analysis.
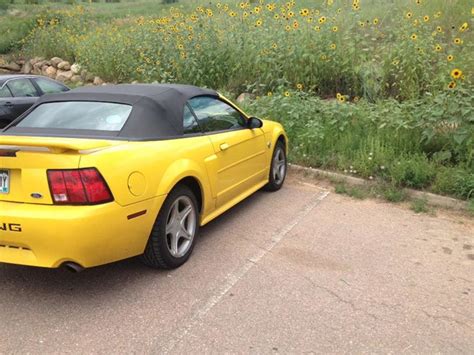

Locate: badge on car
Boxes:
[0,170,10,194]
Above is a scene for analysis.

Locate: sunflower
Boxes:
[285,24,291,31]
[435,44,442,52]
[352,4,360,11]
[459,22,468,32]
[332,26,338,32]
[406,12,413,19]
[450,69,462,79]
[359,21,365,27]
[272,43,278,49]
[255,19,263,27]
[254,6,261,14]
[423,15,429,22]
[338,94,346,103]
[284,91,290,97]
[239,2,247,9]
[330,43,336,50]
[313,25,320,32]
[266,4,275,11]
[292,20,299,29]
[288,11,294,18]
[448,81,456,89]
[453,38,463,45]
[373,18,379,25]
[274,14,280,19]
[411,33,417,40]
[318,16,327,24]
[336,93,341,99]
[229,11,237,17]
[436,26,442,33]
[267,92,272,97]
[416,0,422,4]
[447,54,454,62]
[300,8,309,17]
[296,83,303,90]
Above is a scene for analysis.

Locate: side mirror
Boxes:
[247,117,263,129]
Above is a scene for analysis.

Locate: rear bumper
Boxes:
[0,196,165,268]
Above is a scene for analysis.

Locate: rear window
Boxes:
[16,101,132,131]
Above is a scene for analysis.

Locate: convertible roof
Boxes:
[3,84,218,140]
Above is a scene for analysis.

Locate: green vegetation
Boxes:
[410,197,430,213]
[1,0,473,204]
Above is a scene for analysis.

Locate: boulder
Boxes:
[56,69,73,82]
[22,61,32,74]
[236,93,253,103]
[29,57,45,66]
[70,63,81,75]
[33,60,48,74]
[50,57,63,67]
[57,61,71,70]
[70,75,82,83]
[93,76,104,86]
[0,62,21,71]
[80,69,94,82]
[44,66,57,79]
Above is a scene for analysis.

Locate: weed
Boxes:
[410,198,430,214]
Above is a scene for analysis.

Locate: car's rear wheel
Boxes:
[141,185,199,269]
[264,140,287,191]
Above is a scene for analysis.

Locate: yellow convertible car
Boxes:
[0,84,287,271]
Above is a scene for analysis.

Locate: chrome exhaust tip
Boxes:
[62,262,84,273]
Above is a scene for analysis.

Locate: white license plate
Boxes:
[0,170,9,194]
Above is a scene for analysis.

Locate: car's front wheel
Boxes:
[141,185,199,269]
[264,140,287,191]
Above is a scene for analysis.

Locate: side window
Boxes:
[7,79,38,98]
[34,78,68,94]
[188,96,246,133]
[0,85,12,98]
[183,104,201,134]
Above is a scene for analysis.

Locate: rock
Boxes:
[93,76,104,86]
[131,80,139,84]
[50,57,63,67]
[56,69,73,82]
[44,66,57,79]
[16,59,25,65]
[70,63,81,75]
[236,93,253,103]
[22,61,32,74]
[0,62,21,71]
[70,75,82,83]
[29,57,45,66]
[57,61,71,70]
[81,69,94,82]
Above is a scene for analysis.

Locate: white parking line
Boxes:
[162,189,330,353]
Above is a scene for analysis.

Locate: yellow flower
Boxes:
[406,12,413,19]
[448,81,456,89]
[411,33,417,40]
[416,0,422,4]
[332,26,338,32]
[272,43,278,49]
[459,22,468,32]
[330,43,336,50]
[267,91,272,96]
[285,24,291,31]
[373,18,379,25]
[255,19,263,27]
[318,16,327,24]
[229,11,237,17]
[206,9,213,17]
[274,14,280,20]
[423,15,429,22]
[336,93,342,99]
[313,25,321,32]
[359,21,365,27]
[352,4,360,11]
[447,54,454,62]
[436,26,442,33]
[239,2,247,9]
[450,69,462,79]
[288,11,294,18]
[296,83,303,90]
[453,38,463,45]
[435,44,442,52]
[300,8,309,17]
[292,20,299,29]
[284,91,290,97]
[337,94,345,102]
[254,6,261,14]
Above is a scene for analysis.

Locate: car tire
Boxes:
[141,185,200,269]
[264,140,287,191]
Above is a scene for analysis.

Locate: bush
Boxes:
[433,167,474,200]
[389,155,436,189]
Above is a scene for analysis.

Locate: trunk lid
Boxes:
[0,136,122,204]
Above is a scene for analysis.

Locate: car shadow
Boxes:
[0,190,268,299]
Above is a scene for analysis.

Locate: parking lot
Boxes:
[0,173,473,354]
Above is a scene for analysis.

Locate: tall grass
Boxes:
[22,0,473,100]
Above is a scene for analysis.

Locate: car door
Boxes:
[0,84,15,126]
[188,96,267,208]
[3,78,39,120]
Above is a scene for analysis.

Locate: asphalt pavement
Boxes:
[0,174,473,354]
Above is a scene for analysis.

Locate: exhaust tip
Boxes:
[62,262,84,273]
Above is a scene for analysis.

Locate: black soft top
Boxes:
[3,84,218,140]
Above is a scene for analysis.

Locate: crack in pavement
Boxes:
[422,309,473,330]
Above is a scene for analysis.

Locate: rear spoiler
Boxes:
[0,136,121,153]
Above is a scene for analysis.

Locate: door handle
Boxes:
[4,102,13,107]
[219,143,229,151]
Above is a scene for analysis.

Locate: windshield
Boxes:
[16,101,132,131]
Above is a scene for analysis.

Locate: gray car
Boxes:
[0,75,69,128]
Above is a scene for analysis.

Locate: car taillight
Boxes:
[47,168,113,205]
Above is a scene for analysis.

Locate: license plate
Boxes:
[0,169,9,194]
